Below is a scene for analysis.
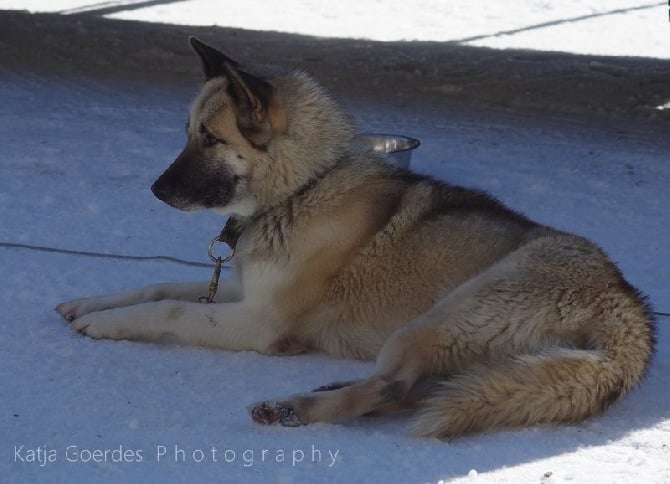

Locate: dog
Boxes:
[56,37,656,439]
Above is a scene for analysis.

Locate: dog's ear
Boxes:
[227,66,275,148]
[189,36,239,79]
[189,36,276,147]
[223,64,272,122]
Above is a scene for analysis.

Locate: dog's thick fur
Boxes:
[56,38,656,439]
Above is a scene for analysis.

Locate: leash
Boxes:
[198,218,239,303]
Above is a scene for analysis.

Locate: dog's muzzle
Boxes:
[151,148,236,211]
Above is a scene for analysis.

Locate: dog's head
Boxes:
[152,37,353,216]
[151,37,282,214]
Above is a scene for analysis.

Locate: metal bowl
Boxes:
[353,133,421,169]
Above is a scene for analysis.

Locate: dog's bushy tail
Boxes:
[411,297,656,439]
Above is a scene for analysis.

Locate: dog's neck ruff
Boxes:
[216,153,346,256]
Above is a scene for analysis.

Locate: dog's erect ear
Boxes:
[189,36,275,147]
[189,36,239,79]
[223,64,272,124]
[227,66,274,148]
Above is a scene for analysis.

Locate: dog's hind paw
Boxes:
[249,401,303,427]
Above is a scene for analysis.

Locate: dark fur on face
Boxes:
[151,141,236,211]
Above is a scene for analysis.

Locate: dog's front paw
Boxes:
[249,401,304,427]
[55,299,89,322]
[56,293,129,321]
[69,310,129,340]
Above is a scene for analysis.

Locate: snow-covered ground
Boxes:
[5,0,670,59]
[1,4,669,484]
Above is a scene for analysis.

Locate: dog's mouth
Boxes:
[150,181,203,212]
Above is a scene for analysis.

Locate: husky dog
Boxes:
[56,37,655,438]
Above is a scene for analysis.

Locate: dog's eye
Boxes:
[199,123,227,147]
[203,132,218,147]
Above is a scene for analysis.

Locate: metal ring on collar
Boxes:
[207,235,235,264]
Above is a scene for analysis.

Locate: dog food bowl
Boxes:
[353,133,420,169]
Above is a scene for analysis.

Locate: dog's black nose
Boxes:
[151,177,168,201]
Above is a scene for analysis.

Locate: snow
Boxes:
[5,0,670,59]
[1,4,670,484]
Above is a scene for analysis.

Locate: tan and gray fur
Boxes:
[56,37,656,439]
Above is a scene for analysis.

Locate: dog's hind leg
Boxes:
[250,374,418,426]
[251,373,438,426]
[250,332,430,426]
[248,251,522,427]
[249,236,573,427]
